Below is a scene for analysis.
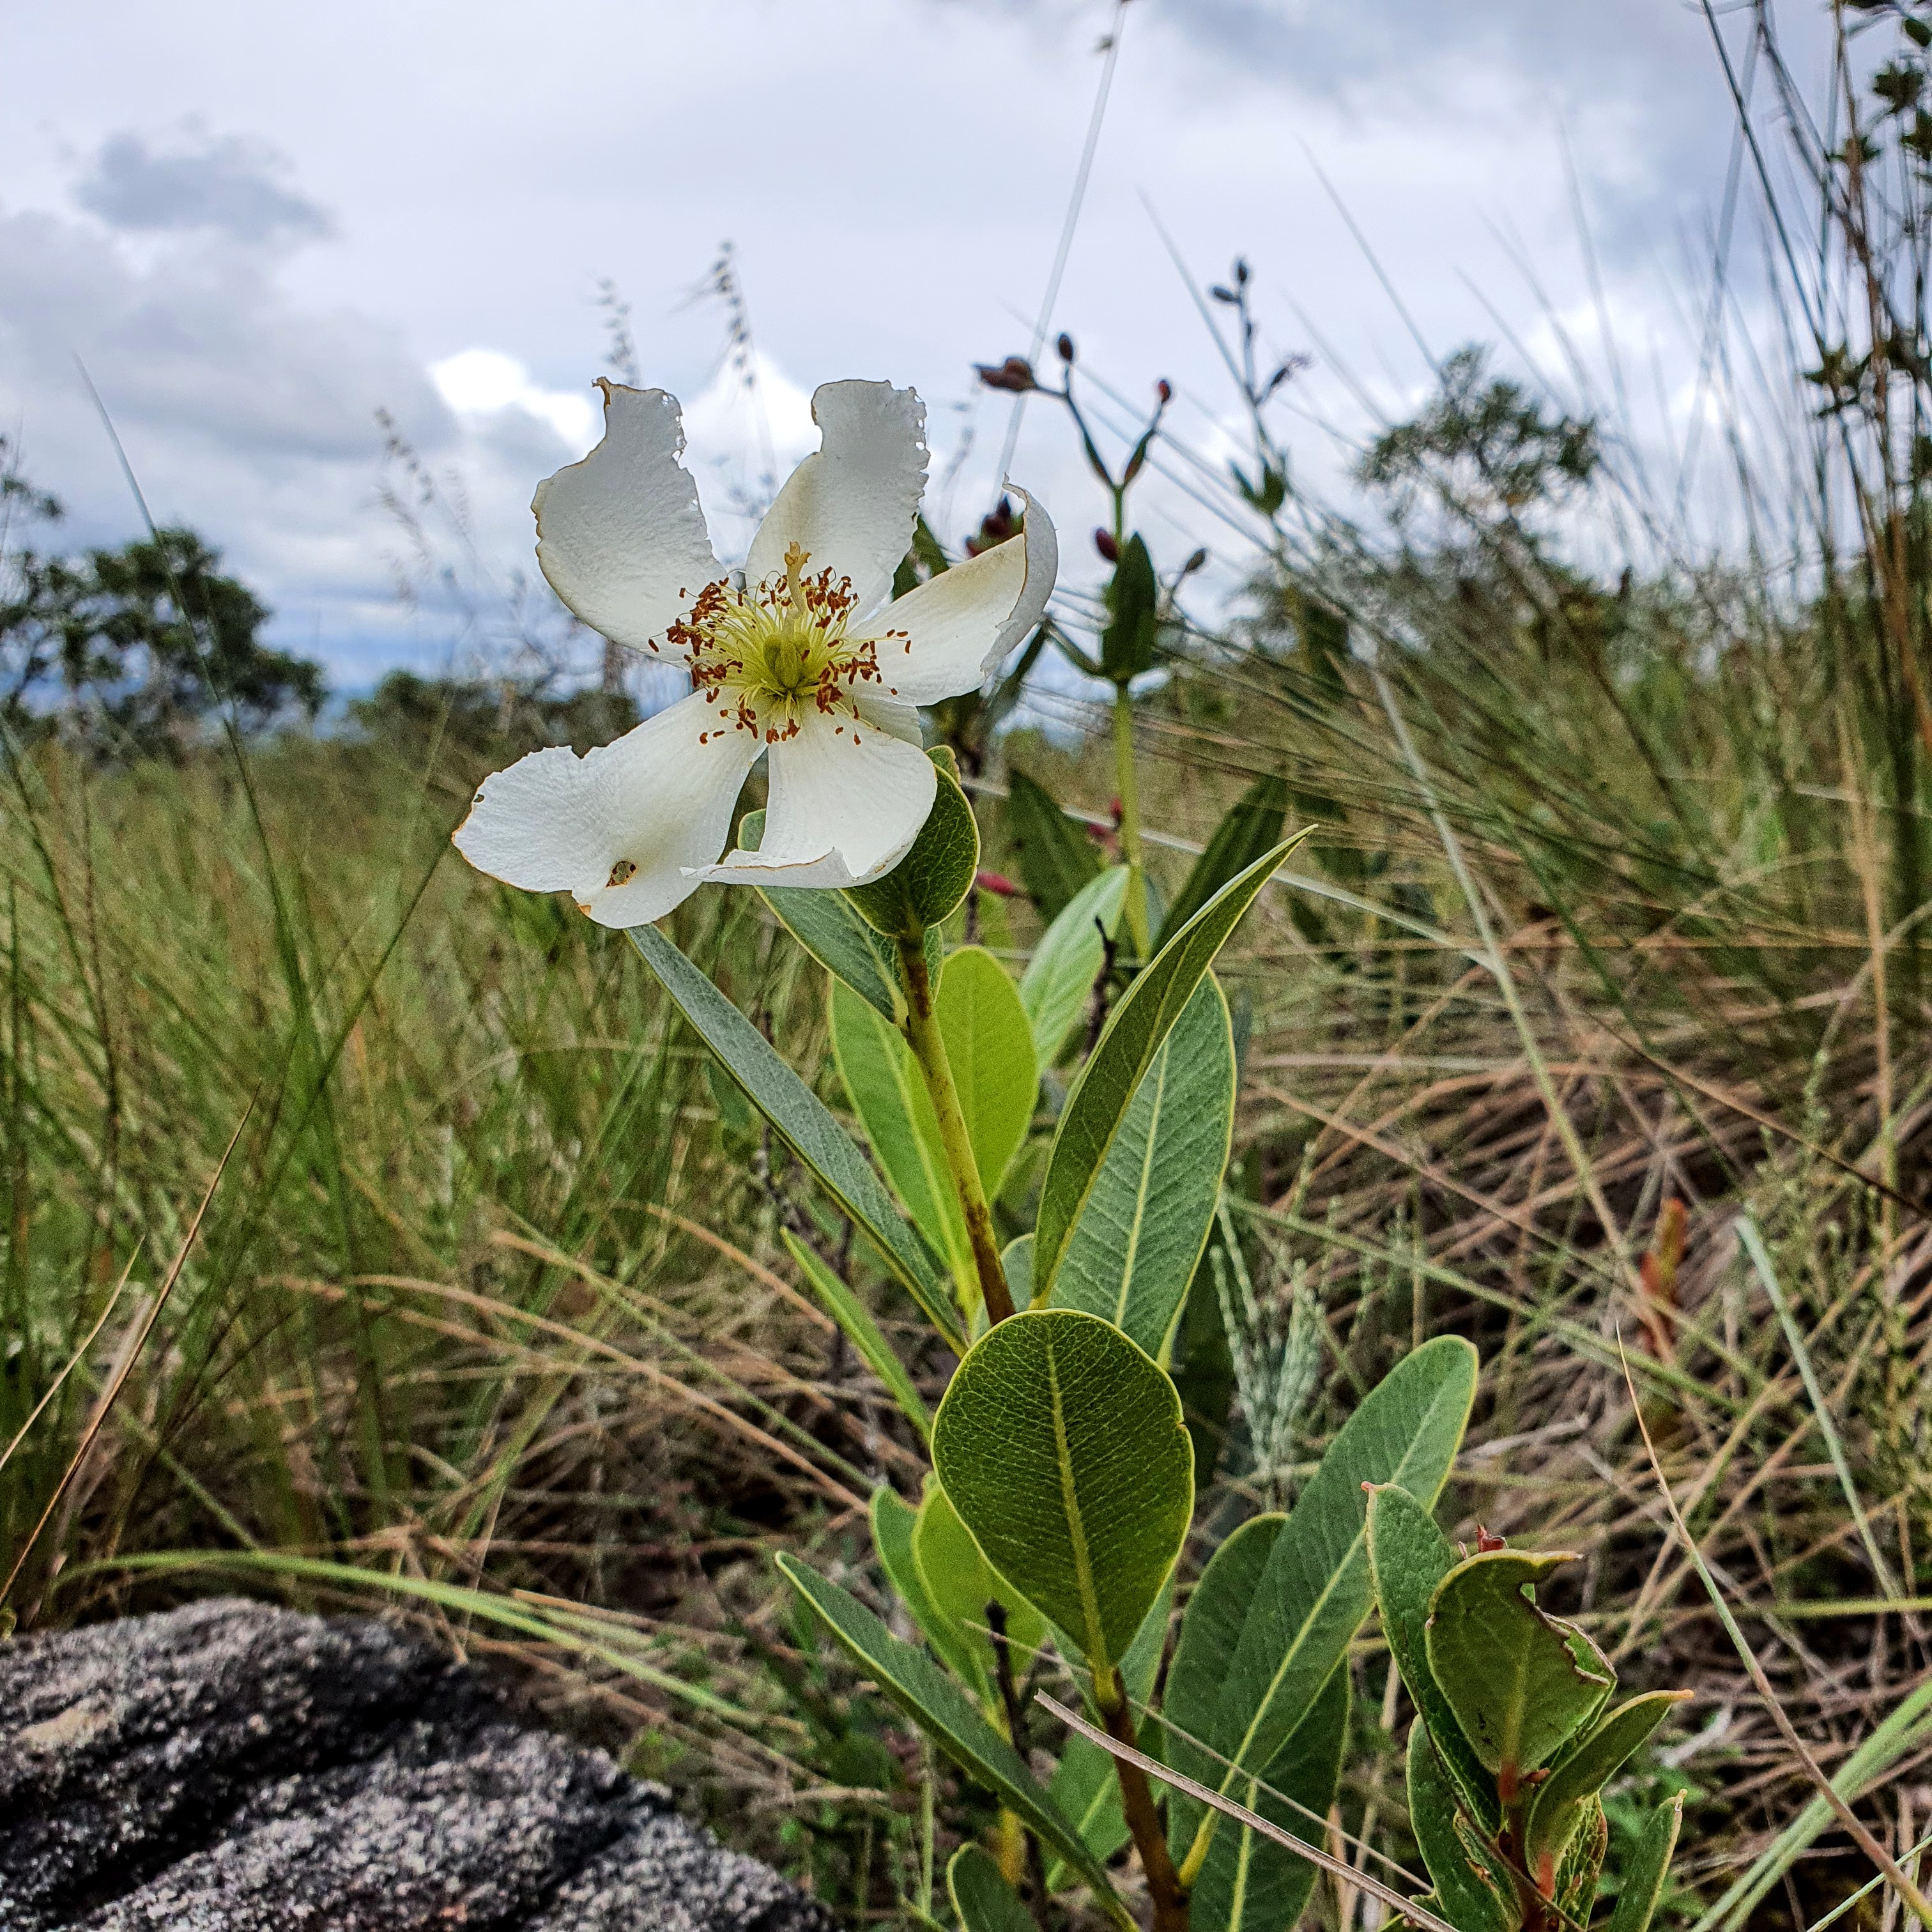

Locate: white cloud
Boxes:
[431,348,597,448]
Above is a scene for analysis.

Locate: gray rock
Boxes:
[0,1598,832,1932]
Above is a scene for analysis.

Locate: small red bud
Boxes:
[975,356,1037,394]
[1475,1526,1506,1554]
[1057,332,1076,364]
[974,869,1019,898]
[1156,378,1173,406]
[1094,528,1120,562]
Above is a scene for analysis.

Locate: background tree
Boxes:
[0,441,323,755]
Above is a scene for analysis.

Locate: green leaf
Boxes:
[1100,533,1160,683]
[1556,1797,1608,1921]
[872,1485,985,1691]
[1526,1692,1689,1872]
[1407,1719,1514,1932]
[846,751,981,939]
[1174,1337,1477,1883]
[1002,1234,1033,1305]
[831,975,972,1295]
[1170,1247,1236,1489]
[1366,1484,1496,1830]
[629,923,962,1351]
[931,1308,1193,1676]
[742,808,907,1022]
[914,1476,1046,1705]
[948,1846,1035,1932]
[1165,1513,1285,1865]
[762,889,907,1023]
[1020,865,1130,1064]
[775,1554,1124,1915]
[1007,769,1102,924]
[783,1232,930,1444]
[938,945,1038,1198]
[830,948,1038,1302]
[1045,974,1232,1357]
[1605,1793,1683,1932]
[1154,775,1290,954]
[1190,1664,1349,1932]
[1033,836,1304,1303]
[1425,1551,1614,1790]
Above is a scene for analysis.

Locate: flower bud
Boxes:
[967,498,1016,555]
[1094,528,1120,562]
[1057,332,1077,364]
[974,869,1020,898]
[975,356,1037,394]
[1156,378,1173,406]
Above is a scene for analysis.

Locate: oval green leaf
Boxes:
[1175,1335,1477,1882]
[914,1476,1046,1705]
[1006,768,1102,924]
[1189,1664,1349,1932]
[948,1845,1035,1932]
[1425,1550,1614,1788]
[1045,974,1232,1358]
[830,976,970,1294]
[1407,1719,1514,1932]
[938,945,1038,1199]
[628,923,962,1350]
[871,1485,982,1690]
[1606,1793,1684,1932]
[1033,835,1305,1303]
[1365,1483,1496,1829]
[931,1308,1193,1676]
[1526,1691,1689,1871]
[845,753,980,939]
[775,1553,1125,1917]
[832,947,1038,1307]
[1020,865,1130,1064]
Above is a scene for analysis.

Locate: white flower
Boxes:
[452,378,1057,927]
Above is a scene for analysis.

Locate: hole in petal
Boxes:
[607,858,638,887]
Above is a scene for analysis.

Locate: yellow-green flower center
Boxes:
[664,542,903,745]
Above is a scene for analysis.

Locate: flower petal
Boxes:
[857,486,1057,704]
[744,380,928,621]
[532,381,719,652]
[453,693,757,927]
[697,710,937,889]
[852,694,926,746]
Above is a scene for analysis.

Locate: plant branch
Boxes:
[1041,1692,1464,1932]
[1094,1668,1190,1932]
[1112,687,1151,956]
[988,1603,1052,1928]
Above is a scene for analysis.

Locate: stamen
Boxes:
[664,553,881,749]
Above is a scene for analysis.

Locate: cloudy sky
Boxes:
[0,1,1809,692]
